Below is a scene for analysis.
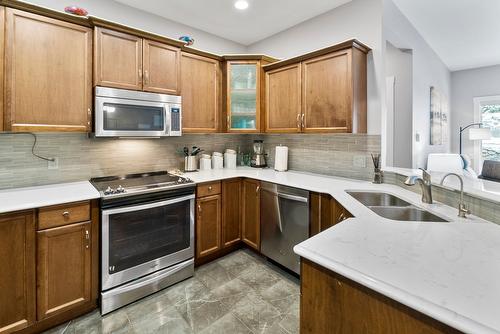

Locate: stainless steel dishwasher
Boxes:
[260,182,309,274]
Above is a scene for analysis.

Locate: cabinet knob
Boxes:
[62,211,70,217]
[208,186,212,191]
[198,204,202,212]
[256,185,260,195]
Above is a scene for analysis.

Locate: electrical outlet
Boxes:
[48,157,59,170]
[353,155,366,168]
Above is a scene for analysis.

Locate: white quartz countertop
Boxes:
[185,167,500,334]
[2,168,499,333]
[0,181,100,213]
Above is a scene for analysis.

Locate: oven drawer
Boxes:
[38,201,90,230]
[197,181,221,197]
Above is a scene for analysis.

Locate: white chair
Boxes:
[426,153,478,178]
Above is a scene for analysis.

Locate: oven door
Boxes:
[101,194,194,290]
[95,95,170,137]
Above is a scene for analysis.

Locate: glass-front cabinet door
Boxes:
[227,61,260,132]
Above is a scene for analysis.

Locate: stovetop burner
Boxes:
[90,171,194,198]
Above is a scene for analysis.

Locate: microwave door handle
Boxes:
[164,105,171,135]
[103,194,195,215]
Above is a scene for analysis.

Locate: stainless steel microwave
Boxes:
[94,86,182,137]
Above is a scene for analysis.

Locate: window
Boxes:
[480,103,500,161]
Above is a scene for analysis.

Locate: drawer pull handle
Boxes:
[256,185,260,195]
[62,211,70,217]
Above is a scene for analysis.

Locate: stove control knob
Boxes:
[104,186,114,195]
[116,185,125,193]
[177,178,184,183]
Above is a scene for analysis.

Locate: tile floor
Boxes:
[44,249,300,334]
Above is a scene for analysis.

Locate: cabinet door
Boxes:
[94,27,142,90]
[4,9,92,132]
[302,50,351,133]
[265,63,302,133]
[37,222,91,320]
[226,61,260,132]
[143,39,180,94]
[181,52,220,132]
[196,195,222,259]
[0,211,35,333]
[222,179,242,247]
[242,179,261,250]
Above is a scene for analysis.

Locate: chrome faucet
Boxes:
[440,173,470,218]
[404,168,433,204]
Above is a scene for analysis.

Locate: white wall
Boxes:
[385,41,412,168]
[451,65,500,164]
[383,0,451,169]
[247,0,384,136]
[26,0,246,54]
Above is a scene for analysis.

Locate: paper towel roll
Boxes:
[274,145,288,172]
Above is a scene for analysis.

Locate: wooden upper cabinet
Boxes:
[222,178,242,247]
[242,179,261,251]
[143,39,180,94]
[196,195,222,259]
[302,50,351,132]
[265,63,302,133]
[181,52,220,132]
[94,27,143,90]
[0,211,35,334]
[36,221,91,320]
[4,9,92,132]
[263,41,369,134]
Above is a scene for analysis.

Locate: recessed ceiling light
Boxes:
[234,0,249,10]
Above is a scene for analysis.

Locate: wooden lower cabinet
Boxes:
[241,179,261,250]
[36,221,92,320]
[196,194,222,258]
[222,179,242,247]
[301,259,462,334]
[0,201,98,334]
[0,211,35,334]
[195,179,242,263]
[310,193,353,236]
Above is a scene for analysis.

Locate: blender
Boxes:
[251,140,267,168]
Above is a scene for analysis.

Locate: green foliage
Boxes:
[482,104,500,113]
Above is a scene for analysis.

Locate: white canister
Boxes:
[199,158,211,170]
[274,145,288,172]
[212,152,223,169]
[224,152,237,169]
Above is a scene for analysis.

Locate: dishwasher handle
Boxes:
[277,192,308,203]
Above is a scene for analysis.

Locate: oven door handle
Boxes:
[102,194,195,215]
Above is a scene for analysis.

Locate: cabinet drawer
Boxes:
[197,182,221,197]
[38,201,90,230]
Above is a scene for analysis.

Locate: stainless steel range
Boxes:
[91,171,195,315]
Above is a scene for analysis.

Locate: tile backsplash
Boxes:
[0,133,380,190]
[255,134,381,180]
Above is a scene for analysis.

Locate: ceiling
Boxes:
[114,0,352,45]
[392,0,500,71]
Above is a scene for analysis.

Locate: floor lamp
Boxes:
[459,123,491,154]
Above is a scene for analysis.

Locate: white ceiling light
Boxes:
[234,0,249,10]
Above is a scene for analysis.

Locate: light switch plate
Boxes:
[353,155,366,168]
[48,157,59,170]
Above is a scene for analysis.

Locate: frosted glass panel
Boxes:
[229,64,257,130]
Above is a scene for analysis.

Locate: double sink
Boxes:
[347,191,449,223]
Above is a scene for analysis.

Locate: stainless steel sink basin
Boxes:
[346,191,412,207]
[346,191,450,222]
[369,207,449,222]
